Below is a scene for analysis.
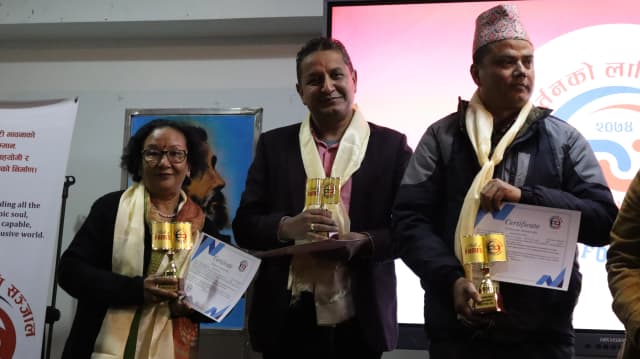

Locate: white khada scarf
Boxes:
[289,107,370,325]
[92,183,195,359]
[454,92,532,276]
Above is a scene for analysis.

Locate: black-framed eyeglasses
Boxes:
[141,149,188,165]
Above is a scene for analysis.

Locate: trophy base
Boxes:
[157,282,179,291]
[474,292,504,314]
[157,272,179,291]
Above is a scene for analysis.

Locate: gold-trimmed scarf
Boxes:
[454,92,532,273]
[289,107,370,325]
[91,182,204,359]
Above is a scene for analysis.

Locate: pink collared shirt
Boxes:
[313,137,352,215]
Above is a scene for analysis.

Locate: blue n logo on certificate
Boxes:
[536,268,566,288]
[475,203,516,225]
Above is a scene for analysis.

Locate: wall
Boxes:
[0,0,321,23]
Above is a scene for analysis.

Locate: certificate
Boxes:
[475,202,581,291]
[183,232,261,322]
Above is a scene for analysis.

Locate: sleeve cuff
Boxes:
[360,231,375,256]
[519,186,534,204]
[277,216,292,243]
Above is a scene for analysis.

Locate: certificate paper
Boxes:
[475,203,581,291]
[184,233,261,322]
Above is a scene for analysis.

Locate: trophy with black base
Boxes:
[151,221,193,291]
[462,233,507,313]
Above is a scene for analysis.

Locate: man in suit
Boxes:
[233,37,412,358]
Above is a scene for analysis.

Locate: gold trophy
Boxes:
[304,178,323,211]
[303,177,349,240]
[321,177,346,238]
[302,178,324,242]
[461,233,507,313]
[174,221,193,251]
[151,221,193,290]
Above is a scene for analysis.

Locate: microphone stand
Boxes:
[41,175,75,359]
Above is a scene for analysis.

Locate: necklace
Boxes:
[150,203,177,219]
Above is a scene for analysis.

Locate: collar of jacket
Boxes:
[455,96,553,141]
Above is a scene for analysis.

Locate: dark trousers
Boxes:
[429,338,574,359]
[261,292,381,359]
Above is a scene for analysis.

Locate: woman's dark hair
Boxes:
[121,119,209,185]
[295,37,355,83]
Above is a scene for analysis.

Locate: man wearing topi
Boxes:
[392,4,617,358]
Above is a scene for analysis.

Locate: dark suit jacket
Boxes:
[233,122,412,353]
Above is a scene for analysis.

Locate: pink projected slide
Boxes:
[331,0,639,331]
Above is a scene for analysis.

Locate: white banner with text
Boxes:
[0,99,77,359]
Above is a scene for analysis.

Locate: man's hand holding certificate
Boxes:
[475,202,581,291]
[183,233,260,322]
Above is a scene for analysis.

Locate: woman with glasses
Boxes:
[58,119,219,359]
